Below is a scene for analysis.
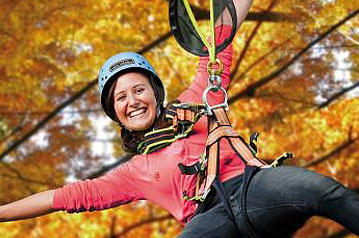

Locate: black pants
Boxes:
[178,166,359,238]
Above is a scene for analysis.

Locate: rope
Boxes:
[182,0,216,63]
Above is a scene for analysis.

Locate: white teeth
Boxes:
[129,109,146,118]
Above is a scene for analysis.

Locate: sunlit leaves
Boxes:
[0,0,358,237]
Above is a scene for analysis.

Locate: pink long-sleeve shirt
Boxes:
[53,26,245,224]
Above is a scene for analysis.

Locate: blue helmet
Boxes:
[98,52,165,122]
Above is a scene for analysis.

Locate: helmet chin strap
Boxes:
[152,103,165,130]
[144,103,164,132]
[156,103,163,118]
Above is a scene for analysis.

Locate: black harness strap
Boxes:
[178,162,201,175]
[212,178,240,233]
[240,166,262,238]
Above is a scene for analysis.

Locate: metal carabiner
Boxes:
[202,85,229,116]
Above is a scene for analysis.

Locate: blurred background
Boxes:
[0,0,358,237]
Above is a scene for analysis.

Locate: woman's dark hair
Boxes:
[105,69,171,153]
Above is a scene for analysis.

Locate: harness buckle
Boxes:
[270,152,293,167]
[200,189,211,201]
[182,189,209,203]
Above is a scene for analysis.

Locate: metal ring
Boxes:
[208,75,222,86]
[207,58,223,75]
[207,75,222,92]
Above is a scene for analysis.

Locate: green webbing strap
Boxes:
[182,0,216,63]
[210,0,216,62]
[137,103,205,154]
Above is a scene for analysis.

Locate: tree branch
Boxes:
[0,29,19,42]
[245,11,295,22]
[190,5,295,22]
[228,9,359,104]
[317,81,359,109]
[0,81,96,161]
[303,139,357,168]
[138,31,173,55]
[0,30,173,162]
[0,108,102,115]
[113,214,173,238]
[163,0,294,22]
[231,0,278,78]
[232,36,293,86]
[0,121,24,144]
[0,171,58,187]
[109,215,118,238]
[290,43,359,51]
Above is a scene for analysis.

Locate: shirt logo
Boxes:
[109,58,135,72]
[154,172,160,182]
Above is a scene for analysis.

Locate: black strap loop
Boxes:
[240,166,262,238]
[249,132,259,155]
[212,178,240,234]
[178,162,202,175]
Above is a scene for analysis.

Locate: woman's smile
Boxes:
[128,108,147,118]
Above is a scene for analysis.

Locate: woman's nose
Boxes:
[127,93,139,107]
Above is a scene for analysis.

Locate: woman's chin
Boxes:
[127,119,153,131]
[124,109,157,131]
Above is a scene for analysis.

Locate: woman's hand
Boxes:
[0,190,55,222]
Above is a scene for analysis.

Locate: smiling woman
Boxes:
[99,53,165,125]
[100,53,167,153]
[112,72,157,131]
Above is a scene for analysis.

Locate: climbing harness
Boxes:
[180,60,267,199]
[177,60,293,237]
[167,0,293,236]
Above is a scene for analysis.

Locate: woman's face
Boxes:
[113,72,157,131]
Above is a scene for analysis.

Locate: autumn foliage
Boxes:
[0,0,358,237]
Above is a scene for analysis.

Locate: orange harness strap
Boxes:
[194,107,267,201]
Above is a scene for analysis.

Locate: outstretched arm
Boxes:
[0,190,55,222]
[236,0,254,29]
[0,161,141,222]
[217,0,254,31]
[0,163,139,222]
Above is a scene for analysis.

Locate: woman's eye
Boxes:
[135,88,144,94]
[116,96,125,101]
